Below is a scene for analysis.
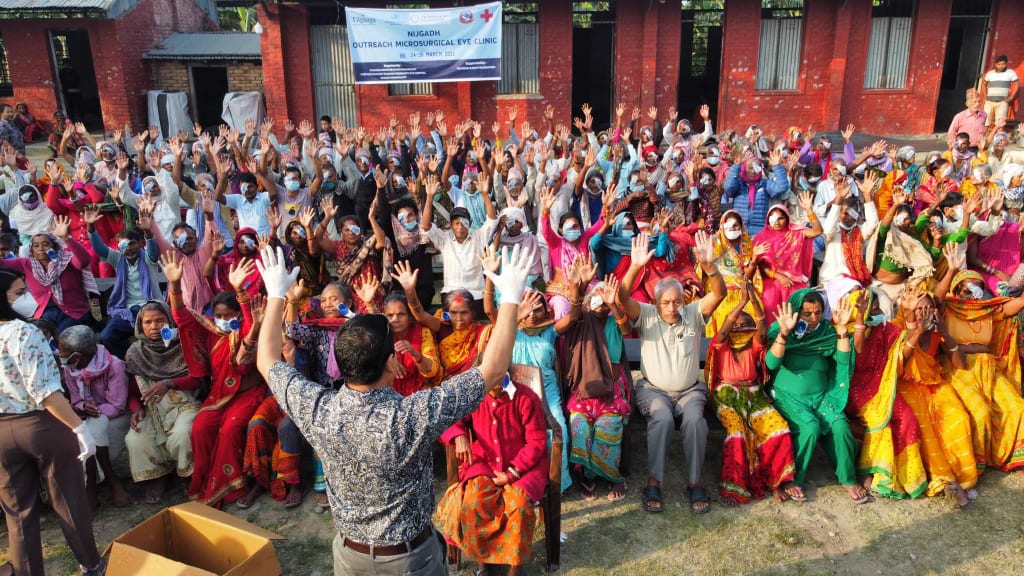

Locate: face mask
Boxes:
[589,295,604,310]
[700,175,713,187]
[402,219,419,232]
[22,199,40,210]
[285,179,301,192]
[117,239,130,253]
[621,229,634,239]
[894,212,909,226]
[839,221,857,231]
[214,318,240,332]
[706,156,720,166]
[59,355,71,368]
[768,213,782,227]
[322,181,336,191]
[725,228,742,240]
[794,319,809,339]
[175,234,189,249]
[797,176,811,191]
[866,313,886,327]
[966,283,984,300]
[10,292,37,317]
[808,176,821,185]
[563,228,581,242]
[160,325,178,347]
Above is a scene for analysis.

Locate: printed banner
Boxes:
[345,2,502,84]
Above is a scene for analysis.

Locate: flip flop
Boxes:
[786,486,808,503]
[607,481,627,502]
[689,485,711,514]
[642,485,664,513]
[580,479,597,501]
[283,489,306,509]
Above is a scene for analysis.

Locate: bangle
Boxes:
[507,466,521,480]
[904,341,916,350]
[569,298,583,307]
[774,337,787,346]
[753,315,765,321]
[837,332,850,340]
[947,344,959,352]
[242,340,256,351]
[854,324,867,331]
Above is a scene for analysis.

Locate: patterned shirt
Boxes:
[0,320,63,414]
[0,119,26,154]
[267,361,487,546]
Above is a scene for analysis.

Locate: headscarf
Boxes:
[599,212,636,256]
[216,228,263,294]
[977,221,1022,294]
[29,233,73,305]
[9,184,54,238]
[767,289,839,358]
[753,204,814,284]
[124,301,190,381]
[713,210,753,273]
[1001,163,1024,202]
[881,213,936,285]
[739,160,763,209]
[390,211,422,258]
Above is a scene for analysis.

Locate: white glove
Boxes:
[72,423,96,462]
[482,244,534,305]
[255,246,299,300]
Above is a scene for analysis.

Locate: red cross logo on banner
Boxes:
[480,8,494,23]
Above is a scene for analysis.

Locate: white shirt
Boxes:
[812,177,860,219]
[224,191,274,237]
[425,218,498,298]
[818,201,879,287]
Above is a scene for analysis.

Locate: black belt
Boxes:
[343,527,432,557]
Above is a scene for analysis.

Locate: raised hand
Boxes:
[255,246,300,300]
[319,197,337,223]
[82,204,103,226]
[630,232,655,268]
[480,245,501,275]
[699,104,711,121]
[615,102,625,118]
[392,259,420,293]
[600,274,621,306]
[299,206,316,229]
[136,207,153,232]
[892,187,908,207]
[577,256,598,286]
[517,290,545,324]
[797,190,814,213]
[693,230,715,265]
[841,123,856,142]
[832,297,854,327]
[228,258,256,291]
[267,205,282,232]
[943,242,965,271]
[483,244,536,306]
[50,214,71,239]
[250,294,267,325]
[354,272,380,305]
[210,229,226,254]
[857,171,879,201]
[775,302,798,335]
[159,250,184,283]
[538,186,556,214]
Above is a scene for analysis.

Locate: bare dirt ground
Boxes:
[7,423,1024,576]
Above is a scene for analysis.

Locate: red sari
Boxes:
[613,224,700,304]
[215,228,264,298]
[753,206,814,324]
[172,293,267,507]
[391,323,441,396]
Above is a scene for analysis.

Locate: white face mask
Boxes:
[10,292,37,317]
[725,228,742,240]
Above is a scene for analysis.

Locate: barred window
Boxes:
[755,0,804,91]
[864,0,914,89]
[499,3,539,94]
[0,35,11,97]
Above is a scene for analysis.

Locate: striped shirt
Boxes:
[984,69,1018,102]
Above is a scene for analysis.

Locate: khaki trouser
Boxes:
[0,411,101,576]
[332,529,447,576]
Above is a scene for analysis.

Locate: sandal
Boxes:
[689,485,711,514]
[607,481,627,502]
[580,479,597,501]
[642,485,664,513]
[785,484,808,503]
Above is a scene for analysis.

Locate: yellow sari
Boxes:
[704,210,762,337]
[944,271,1024,472]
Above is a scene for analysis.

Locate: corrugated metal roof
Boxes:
[144,32,262,62]
[0,0,114,8]
[0,0,141,18]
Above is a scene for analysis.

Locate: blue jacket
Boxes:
[722,164,789,235]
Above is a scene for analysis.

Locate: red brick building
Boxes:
[256,0,1024,137]
[0,0,219,131]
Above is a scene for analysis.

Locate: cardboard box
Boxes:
[104,501,284,576]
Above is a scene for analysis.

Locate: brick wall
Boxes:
[227,62,264,92]
[259,3,314,127]
[613,2,681,118]
[149,61,192,93]
[0,0,216,135]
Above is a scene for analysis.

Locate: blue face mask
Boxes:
[285,179,301,192]
[621,229,634,239]
[563,228,581,242]
[402,219,419,232]
[214,318,240,332]
[706,156,720,166]
[322,181,337,191]
[866,313,886,327]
